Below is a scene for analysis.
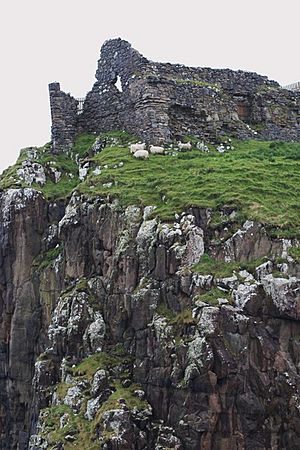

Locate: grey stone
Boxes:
[49,39,300,153]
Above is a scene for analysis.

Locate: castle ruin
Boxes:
[49,38,300,153]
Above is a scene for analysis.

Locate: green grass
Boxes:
[208,210,242,230]
[34,147,80,200]
[38,176,79,200]
[193,253,240,277]
[193,253,270,277]
[0,132,137,201]
[32,245,62,272]
[0,147,36,190]
[195,287,231,306]
[40,382,148,447]
[78,139,300,237]
[72,133,97,158]
[75,277,89,292]
[193,253,271,277]
[70,347,146,425]
[156,305,197,325]
[72,346,131,379]
[0,142,80,200]
[156,305,198,343]
[1,135,299,237]
[272,271,289,279]
[39,345,146,449]
[56,382,71,400]
[289,246,300,263]
[94,381,148,420]
[40,404,99,450]
[99,130,139,146]
[241,257,270,274]
[72,131,138,158]
[57,277,100,312]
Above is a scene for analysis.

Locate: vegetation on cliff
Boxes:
[1,132,299,237]
[37,347,149,450]
[79,135,300,237]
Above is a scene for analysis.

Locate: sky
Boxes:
[0,0,299,173]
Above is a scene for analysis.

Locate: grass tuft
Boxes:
[289,246,300,263]
[195,287,231,306]
[33,246,62,272]
[193,253,270,277]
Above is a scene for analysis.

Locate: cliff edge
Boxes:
[0,39,300,450]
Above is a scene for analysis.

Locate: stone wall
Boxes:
[49,38,300,151]
[48,82,78,153]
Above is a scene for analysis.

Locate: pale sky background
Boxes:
[0,0,299,173]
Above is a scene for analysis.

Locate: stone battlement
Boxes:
[49,38,300,152]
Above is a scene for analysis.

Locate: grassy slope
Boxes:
[79,138,300,237]
[1,133,299,237]
[0,143,81,200]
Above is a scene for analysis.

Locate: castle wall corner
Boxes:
[48,82,78,153]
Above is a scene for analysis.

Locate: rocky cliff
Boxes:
[0,132,300,450]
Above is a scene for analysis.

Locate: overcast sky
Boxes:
[0,0,299,173]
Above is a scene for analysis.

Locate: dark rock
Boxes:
[1,193,300,450]
[122,379,132,388]
[49,39,300,153]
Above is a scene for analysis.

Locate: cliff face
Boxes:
[1,53,300,448]
[0,190,47,448]
[1,185,300,450]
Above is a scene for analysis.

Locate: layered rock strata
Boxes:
[1,189,300,449]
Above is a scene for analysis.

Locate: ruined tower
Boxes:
[48,82,78,154]
[49,38,300,153]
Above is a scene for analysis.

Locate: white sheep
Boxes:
[130,143,146,154]
[133,149,149,159]
[197,141,209,152]
[178,141,192,151]
[217,144,225,153]
[149,145,164,155]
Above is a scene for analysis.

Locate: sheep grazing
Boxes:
[129,143,146,154]
[133,149,149,159]
[197,141,209,152]
[178,141,192,151]
[149,145,164,155]
[217,144,225,153]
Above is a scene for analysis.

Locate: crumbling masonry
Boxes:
[49,38,300,153]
